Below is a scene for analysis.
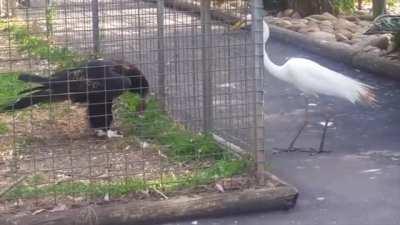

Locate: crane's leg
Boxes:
[274,98,310,152]
[310,116,332,155]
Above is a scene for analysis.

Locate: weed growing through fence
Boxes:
[0,19,82,68]
[4,159,249,200]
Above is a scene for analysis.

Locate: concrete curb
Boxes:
[269,24,400,80]
[1,172,298,225]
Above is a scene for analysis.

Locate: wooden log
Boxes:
[352,51,400,80]
[3,185,298,225]
[143,0,242,26]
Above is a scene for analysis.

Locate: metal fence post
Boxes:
[200,0,213,132]
[157,0,166,111]
[91,0,100,56]
[251,0,265,184]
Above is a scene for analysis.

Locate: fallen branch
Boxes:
[3,180,297,225]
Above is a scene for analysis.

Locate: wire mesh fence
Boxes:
[0,0,264,216]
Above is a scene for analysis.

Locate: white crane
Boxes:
[262,20,377,154]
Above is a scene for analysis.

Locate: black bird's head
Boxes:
[114,61,149,113]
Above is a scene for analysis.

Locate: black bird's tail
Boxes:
[17,73,48,95]
[18,86,45,95]
[2,90,67,112]
[18,73,49,83]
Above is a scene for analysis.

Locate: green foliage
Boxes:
[4,158,248,200]
[0,19,82,69]
[45,5,56,35]
[118,93,229,162]
[0,122,8,134]
[334,0,355,13]
[0,72,30,107]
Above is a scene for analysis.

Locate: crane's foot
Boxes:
[95,129,123,138]
[273,147,309,153]
[273,147,331,155]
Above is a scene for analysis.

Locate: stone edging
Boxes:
[269,24,400,80]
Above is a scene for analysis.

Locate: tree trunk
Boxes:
[358,0,362,10]
[285,0,335,17]
[372,0,386,18]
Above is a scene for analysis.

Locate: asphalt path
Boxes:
[162,38,400,225]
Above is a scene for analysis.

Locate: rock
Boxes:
[308,31,336,41]
[306,17,319,23]
[296,19,309,24]
[272,19,292,28]
[363,45,381,53]
[321,12,338,21]
[320,20,333,27]
[281,16,292,21]
[335,33,349,42]
[320,25,334,33]
[343,15,360,22]
[298,25,320,33]
[348,38,362,45]
[283,9,294,17]
[334,18,357,32]
[357,20,371,27]
[319,20,334,32]
[288,23,308,32]
[342,39,355,45]
[373,35,390,50]
[291,12,302,19]
[336,29,353,39]
[277,11,283,18]
[308,12,337,22]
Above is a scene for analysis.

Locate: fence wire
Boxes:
[0,0,264,216]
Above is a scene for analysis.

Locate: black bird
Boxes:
[4,58,149,138]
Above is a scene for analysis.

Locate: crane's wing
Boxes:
[286,58,376,106]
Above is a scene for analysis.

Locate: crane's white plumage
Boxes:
[261,20,377,154]
[262,21,376,106]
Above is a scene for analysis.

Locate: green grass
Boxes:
[118,93,230,162]
[0,121,8,134]
[4,159,249,200]
[0,72,30,107]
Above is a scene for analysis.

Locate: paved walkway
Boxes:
[163,39,400,225]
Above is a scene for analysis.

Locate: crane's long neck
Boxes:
[262,21,286,81]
